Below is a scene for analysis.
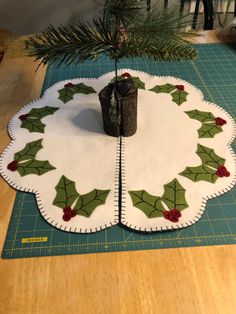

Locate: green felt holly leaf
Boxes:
[20,106,59,133]
[13,139,56,176]
[28,106,59,119]
[162,179,188,210]
[17,159,56,176]
[131,77,145,90]
[74,189,110,217]
[53,175,79,209]
[14,139,43,162]
[179,165,218,183]
[21,118,45,133]
[185,110,215,123]
[149,83,176,94]
[196,144,225,168]
[171,90,188,105]
[129,190,165,218]
[185,110,223,138]
[198,123,222,138]
[73,83,96,94]
[58,83,96,103]
[58,88,74,103]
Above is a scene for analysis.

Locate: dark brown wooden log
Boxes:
[99,83,120,137]
[120,80,137,137]
[99,79,138,137]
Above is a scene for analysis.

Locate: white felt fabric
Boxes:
[121,71,236,231]
[0,70,235,233]
[0,76,119,233]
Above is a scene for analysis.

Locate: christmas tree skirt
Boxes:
[1,70,235,233]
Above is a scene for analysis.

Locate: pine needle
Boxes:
[26,1,197,67]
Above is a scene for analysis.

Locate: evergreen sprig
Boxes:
[127,4,196,43]
[26,1,197,67]
[102,0,146,27]
[27,19,116,66]
[121,38,197,61]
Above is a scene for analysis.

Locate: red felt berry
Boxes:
[169,214,179,222]
[63,211,72,221]
[19,114,29,121]
[7,160,18,171]
[171,209,182,218]
[121,72,131,79]
[64,82,74,88]
[216,165,226,177]
[216,170,224,177]
[62,207,76,219]
[71,209,77,217]
[175,85,184,91]
[216,165,230,177]
[163,209,181,222]
[163,211,171,219]
[215,117,227,126]
[63,206,72,214]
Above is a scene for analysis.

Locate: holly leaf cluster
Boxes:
[19,106,59,133]
[58,83,96,103]
[7,139,56,176]
[185,110,225,138]
[129,178,188,219]
[180,144,227,183]
[53,175,110,220]
[149,83,188,105]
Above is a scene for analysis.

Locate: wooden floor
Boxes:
[0,31,236,314]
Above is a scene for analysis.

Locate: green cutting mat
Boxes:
[2,43,236,259]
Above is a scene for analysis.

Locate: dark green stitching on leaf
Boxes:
[20,106,59,133]
[53,176,110,218]
[185,110,223,138]
[58,83,96,103]
[12,139,56,177]
[14,139,43,161]
[149,83,188,105]
[129,179,188,218]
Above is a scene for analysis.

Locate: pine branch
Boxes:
[126,3,197,44]
[103,0,146,23]
[121,38,197,62]
[26,1,198,67]
[26,19,116,66]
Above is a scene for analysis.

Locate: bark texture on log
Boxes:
[99,79,137,137]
